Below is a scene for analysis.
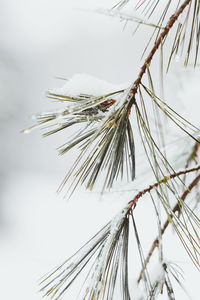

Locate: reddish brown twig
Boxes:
[137,172,200,283]
[128,0,191,108]
[128,164,200,208]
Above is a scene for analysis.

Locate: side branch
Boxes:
[128,165,200,208]
[128,0,191,107]
[137,172,200,283]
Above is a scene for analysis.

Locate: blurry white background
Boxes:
[0,0,200,299]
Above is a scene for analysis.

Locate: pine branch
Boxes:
[20,0,200,298]
[137,172,200,283]
[40,165,200,299]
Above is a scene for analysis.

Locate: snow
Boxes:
[129,281,145,300]
[50,73,127,97]
[110,205,129,234]
[150,262,165,287]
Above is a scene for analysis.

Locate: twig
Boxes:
[137,172,200,283]
[128,164,200,208]
[127,0,192,107]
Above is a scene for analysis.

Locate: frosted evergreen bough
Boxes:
[22,0,200,299]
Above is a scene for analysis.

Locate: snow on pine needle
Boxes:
[147,261,183,300]
[22,74,135,195]
[39,205,131,300]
